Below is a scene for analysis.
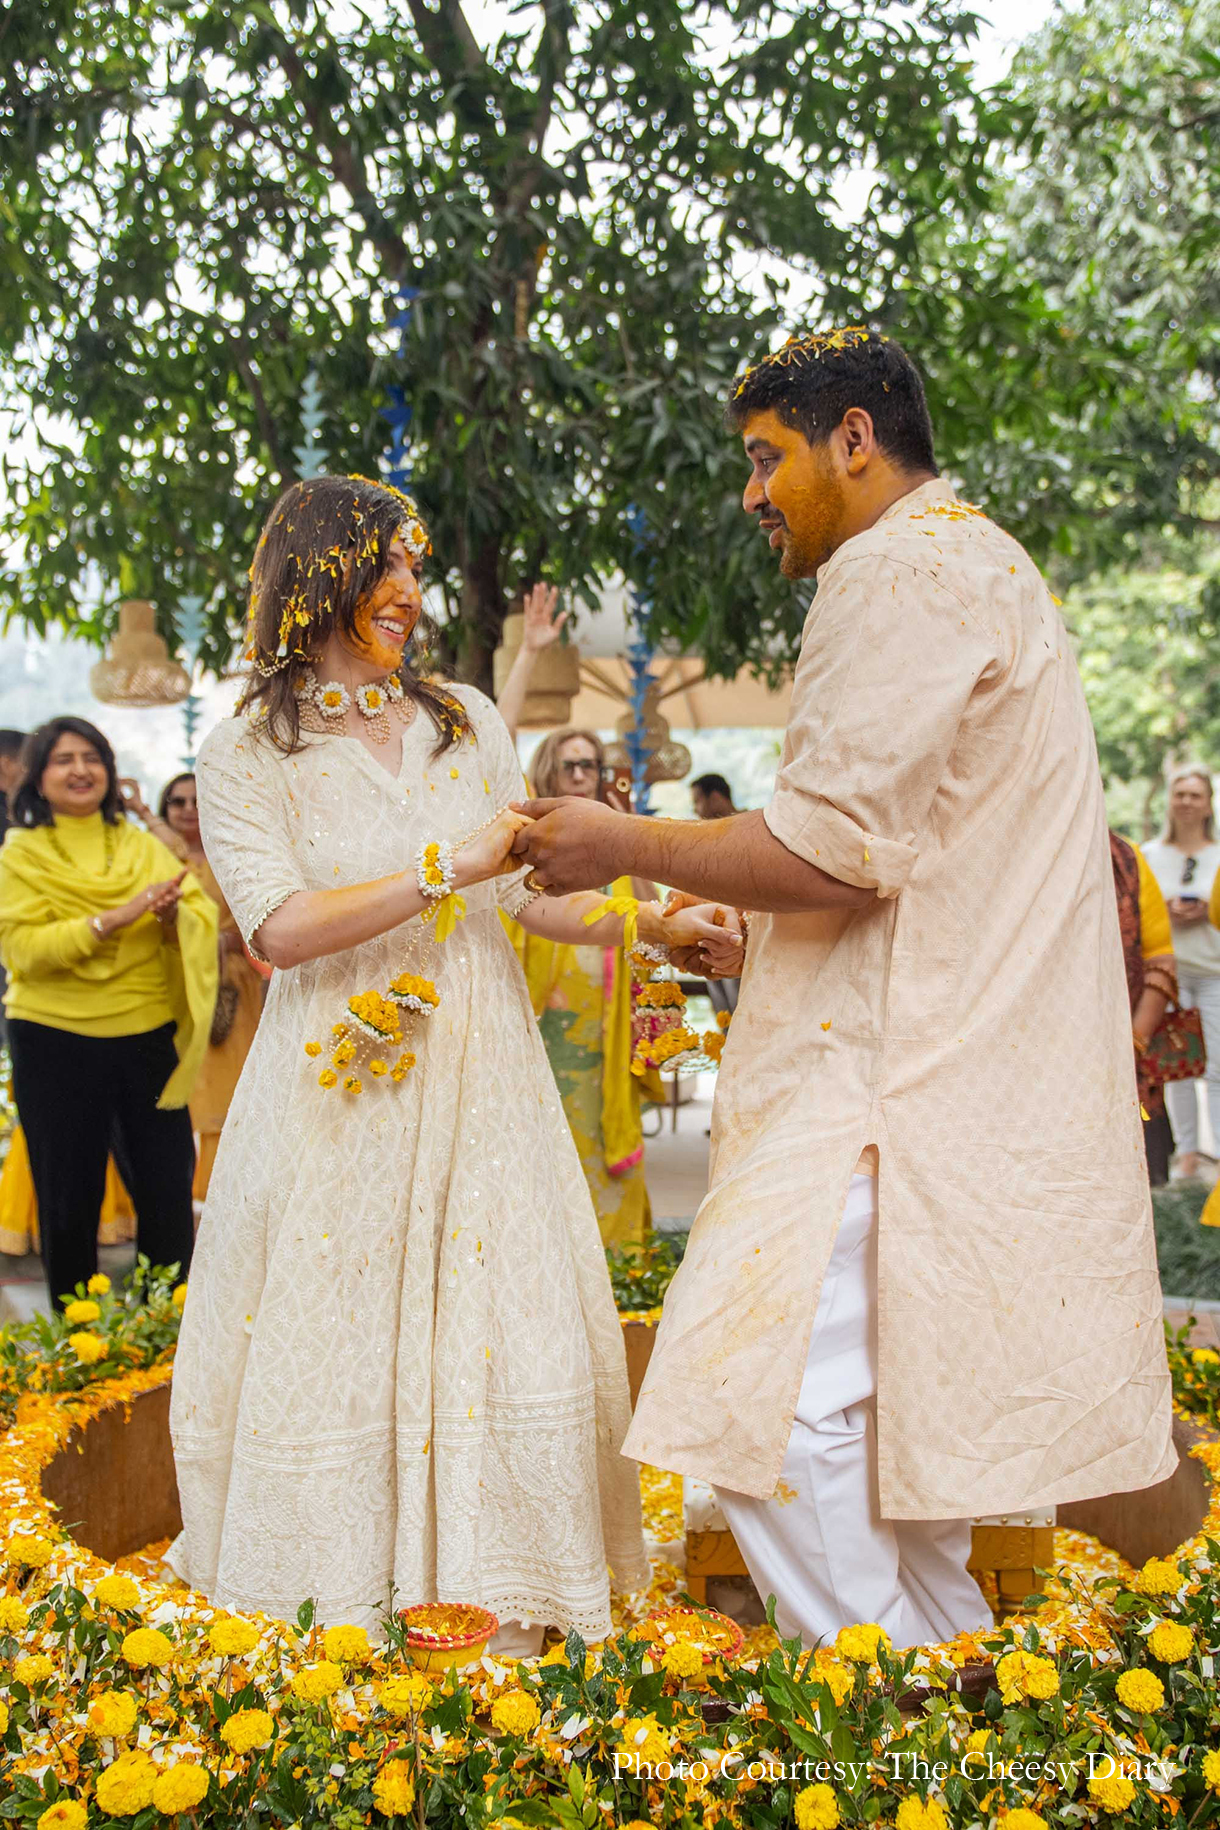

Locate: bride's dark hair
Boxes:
[238,474,472,757]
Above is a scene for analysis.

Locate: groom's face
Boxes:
[740,409,846,579]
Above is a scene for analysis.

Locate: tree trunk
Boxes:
[454,535,506,694]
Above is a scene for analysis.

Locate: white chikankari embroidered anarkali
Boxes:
[169,686,646,1635]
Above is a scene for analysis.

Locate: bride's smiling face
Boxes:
[337,536,424,675]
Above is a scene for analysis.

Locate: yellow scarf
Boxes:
[0,815,218,1108]
[502,874,654,1174]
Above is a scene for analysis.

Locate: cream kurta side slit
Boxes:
[169,685,646,1635]
[624,479,1176,1520]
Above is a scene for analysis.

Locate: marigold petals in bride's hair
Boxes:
[239,474,473,758]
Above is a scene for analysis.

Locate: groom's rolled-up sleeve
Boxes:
[765,555,996,899]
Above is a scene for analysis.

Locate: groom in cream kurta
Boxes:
[514,329,1177,1643]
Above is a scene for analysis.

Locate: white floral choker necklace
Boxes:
[302,671,415,744]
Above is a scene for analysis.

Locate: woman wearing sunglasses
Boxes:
[1142,766,1220,1177]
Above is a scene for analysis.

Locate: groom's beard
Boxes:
[773,448,847,579]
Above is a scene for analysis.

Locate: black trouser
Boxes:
[8,1019,195,1310]
[1143,1110,1174,1188]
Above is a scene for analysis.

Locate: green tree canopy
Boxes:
[2,0,1217,685]
[0,0,996,680]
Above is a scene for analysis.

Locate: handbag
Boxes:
[209,981,240,1048]
[1143,1002,1206,1087]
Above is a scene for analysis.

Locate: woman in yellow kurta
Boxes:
[505,728,658,1244]
[123,772,265,1199]
[0,717,217,1307]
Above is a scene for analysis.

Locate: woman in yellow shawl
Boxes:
[121,771,266,1200]
[505,727,659,1244]
[0,718,217,1308]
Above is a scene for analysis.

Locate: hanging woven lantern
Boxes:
[606,684,691,785]
[89,601,191,707]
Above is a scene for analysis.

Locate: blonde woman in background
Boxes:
[1142,766,1220,1177]
[504,726,660,1245]
[122,772,265,1199]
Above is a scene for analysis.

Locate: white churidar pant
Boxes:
[713,1174,992,1649]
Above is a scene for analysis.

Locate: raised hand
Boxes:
[521,583,568,652]
[118,776,151,822]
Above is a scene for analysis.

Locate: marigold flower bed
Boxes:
[2,1285,1220,1826]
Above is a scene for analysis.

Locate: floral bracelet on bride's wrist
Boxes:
[416,839,455,902]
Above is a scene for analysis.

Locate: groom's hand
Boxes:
[510,796,621,893]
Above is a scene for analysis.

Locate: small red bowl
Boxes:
[396,1603,500,1671]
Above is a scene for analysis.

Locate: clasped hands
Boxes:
[455,803,745,975]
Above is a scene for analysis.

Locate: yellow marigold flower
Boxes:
[87,1689,139,1737]
[1115,1667,1165,1713]
[87,1272,111,1295]
[95,1750,158,1816]
[802,1653,853,1705]
[795,1782,841,1829]
[1147,1620,1193,1663]
[68,1329,108,1364]
[1191,1347,1220,1365]
[324,1622,372,1664]
[152,1763,210,1814]
[1000,1812,1048,1830]
[894,1799,948,1830]
[372,1760,417,1816]
[0,1700,7,1735]
[305,1040,323,1057]
[0,1595,30,1632]
[995,1649,1059,1703]
[391,1054,416,1081]
[834,1622,890,1663]
[121,1625,175,1668]
[14,1653,55,1686]
[37,1805,88,1830]
[343,1075,363,1095]
[208,1616,260,1658]
[964,1729,990,1755]
[1087,1767,1136,1812]
[619,1713,671,1765]
[491,1689,542,1737]
[1203,1749,1220,1788]
[1132,1557,1181,1597]
[377,1672,433,1717]
[64,1299,100,1324]
[171,1283,188,1308]
[369,1058,389,1076]
[319,1068,338,1089]
[291,1660,345,1703]
[660,1639,704,1681]
[7,1533,54,1567]
[220,1706,275,1753]
[93,1573,140,1611]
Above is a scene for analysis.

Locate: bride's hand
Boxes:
[453,809,535,887]
[661,897,746,976]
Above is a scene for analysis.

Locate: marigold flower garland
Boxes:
[302,812,505,1099]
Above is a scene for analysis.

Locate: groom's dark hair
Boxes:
[727,328,938,475]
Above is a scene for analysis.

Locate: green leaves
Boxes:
[0,0,1002,681]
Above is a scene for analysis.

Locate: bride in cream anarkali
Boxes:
[168,475,735,1646]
